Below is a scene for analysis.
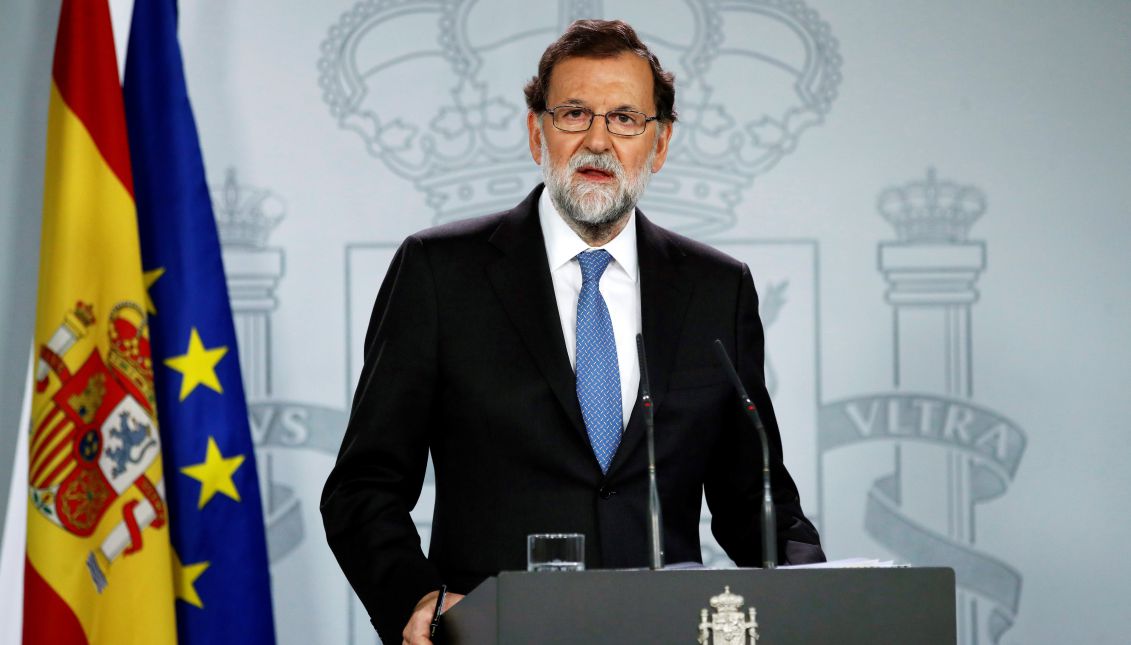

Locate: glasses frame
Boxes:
[544,105,659,137]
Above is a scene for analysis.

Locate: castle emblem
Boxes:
[31,301,167,591]
[698,586,759,645]
[317,0,841,237]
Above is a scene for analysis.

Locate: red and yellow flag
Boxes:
[24,0,177,642]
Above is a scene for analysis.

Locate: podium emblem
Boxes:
[698,586,759,644]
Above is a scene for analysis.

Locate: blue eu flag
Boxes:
[123,0,276,642]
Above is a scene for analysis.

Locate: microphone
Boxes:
[636,333,664,570]
[712,339,777,569]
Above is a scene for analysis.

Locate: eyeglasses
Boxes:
[545,105,658,137]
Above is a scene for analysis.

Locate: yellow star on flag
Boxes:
[164,327,228,401]
[180,436,245,509]
[143,267,165,314]
[173,549,210,609]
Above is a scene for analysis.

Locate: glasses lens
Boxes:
[553,108,592,132]
[606,111,646,136]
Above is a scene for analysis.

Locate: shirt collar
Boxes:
[538,187,639,282]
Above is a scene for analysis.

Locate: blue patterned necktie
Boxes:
[575,249,622,473]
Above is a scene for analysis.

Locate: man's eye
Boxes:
[610,112,634,124]
[564,109,587,120]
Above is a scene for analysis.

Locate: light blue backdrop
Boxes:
[2,1,1130,644]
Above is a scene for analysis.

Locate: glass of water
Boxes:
[527,533,585,572]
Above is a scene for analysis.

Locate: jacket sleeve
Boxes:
[320,235,443,642]
[706,262,826,566]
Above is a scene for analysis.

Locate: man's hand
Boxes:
[401,589,465,645]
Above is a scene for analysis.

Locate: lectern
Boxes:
[441,568,955,644]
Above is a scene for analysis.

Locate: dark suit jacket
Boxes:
[321,185,823,643]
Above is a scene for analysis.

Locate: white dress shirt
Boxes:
[538,189,641,428]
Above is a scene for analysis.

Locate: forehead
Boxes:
[546,52,656,111]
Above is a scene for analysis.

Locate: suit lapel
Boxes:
[486,186,588,439]
[607,211,693,476]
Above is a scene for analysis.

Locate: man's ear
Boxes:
[650,122,674,173]
[527,111,543,165]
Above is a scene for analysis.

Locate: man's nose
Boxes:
[581,115,613,153]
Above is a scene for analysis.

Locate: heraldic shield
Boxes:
[30,301,167,557]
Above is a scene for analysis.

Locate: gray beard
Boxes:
[541,135,655,240]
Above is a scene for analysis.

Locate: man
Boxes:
[321,19,824,645]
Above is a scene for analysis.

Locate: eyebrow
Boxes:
[555,98,643,112]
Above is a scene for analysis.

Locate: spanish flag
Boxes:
[25,0,177,642]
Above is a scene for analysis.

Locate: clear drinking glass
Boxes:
[526,533,585,572]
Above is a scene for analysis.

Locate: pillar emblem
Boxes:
[819,169,1027,644]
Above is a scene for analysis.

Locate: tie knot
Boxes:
[577,249,613,283]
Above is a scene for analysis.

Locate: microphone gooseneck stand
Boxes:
[713,339,777,569]
[635,334,664,570]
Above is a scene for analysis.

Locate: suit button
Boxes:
[599,487,617,499]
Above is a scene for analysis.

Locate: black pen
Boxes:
[429,584,448,639]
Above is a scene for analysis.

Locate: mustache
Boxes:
[568,152,625,179]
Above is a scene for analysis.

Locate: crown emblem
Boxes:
[106,302,155,410]
[73,301,95,327]
[878,168,986,243]
[318,0,841,237]
[212,168,285,248]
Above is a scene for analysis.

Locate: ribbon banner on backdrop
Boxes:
[819,393,1025,640]
[124,0,276,643]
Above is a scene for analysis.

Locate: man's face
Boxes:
[527,52,673,229]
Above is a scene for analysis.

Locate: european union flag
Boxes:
[123,0,276,642]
